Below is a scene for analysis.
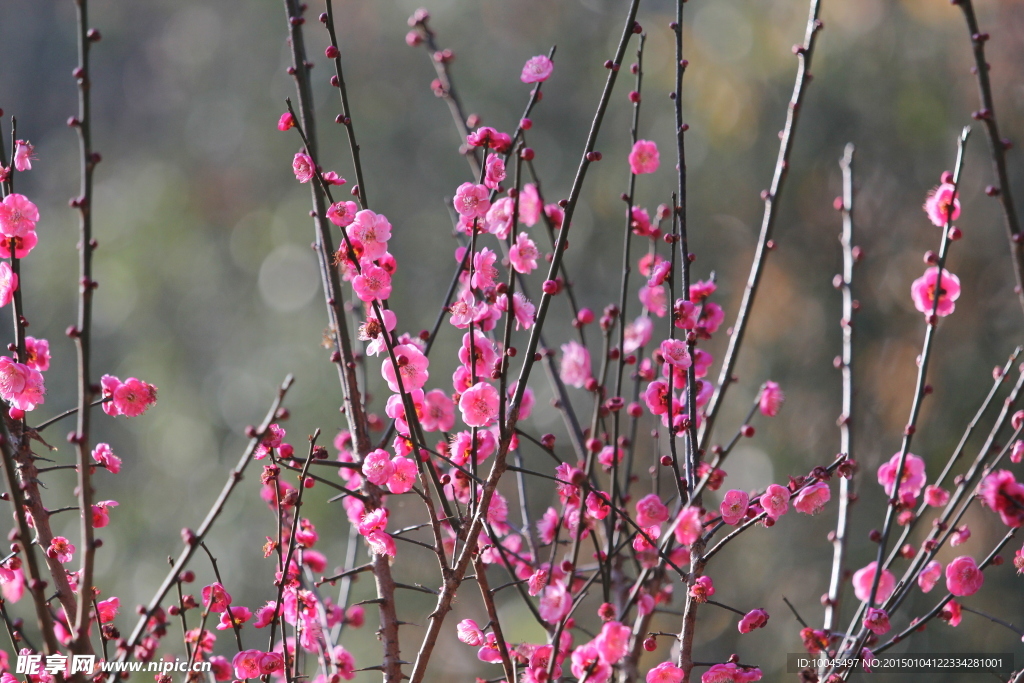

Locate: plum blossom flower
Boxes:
[421,389,454,432]
[14,141,35,172]
[635,494,669,528]
[387,456,417,494]
[759,381,784,417]
[202,583,232,612]
[688,576,714,603]
[911,267,960,317]
[940,599,962,626]
[863,608,890,635]
[47,537,74,564]
[92,442,121,473]
[0,357,45,411]
[793,481,830,515]
[348,210,392,261]
[738,609,769,633]
[595,621,631,664]
[560,340,591,388]
[352,263,392,302]
[97,596,119,623]
[945,555,984,596]
[978,470,1024,527]
[509,232,539,274]
[232,650,262,679]
[277,113,295,131]
[472,247,500,289]
[361,449,394,486]
[659,339,691,369]
[457,619,485,646]
[459,381,499,427]
[638,283,667,317]
[760,484,790,521]
[925,485,950,507]
[720,490,749,525]
[647,662,684,683]
[674,507,703,546]
[0,262,17,308]
[484,154,506,189]
[852,561,895,603]
[217,606,253,630]
[918,560,942,593]
[520,55,554,83]
[539,581,571,623]
[628,140,660,175]
[924,182,960,227]
[327,200,358,228]
[625,316,654,353]
[453,183,490,218]
[382,343,429,392]
[23,337,49,372]
[91,500,118,528]
[877,452,926,499]
[0,194,39,237]
[571,643,611,683]
[292,153,315,183]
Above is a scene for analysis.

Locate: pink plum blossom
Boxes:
[595,621,631,664]
[14,141,35,172]
[570,643,611,683]
[520,55,554,83]
[459,381,499,427]
[387,456,417,494]
[277,113,295,131]
[759,381,784,417]
[877,451,927,499]
[539,581,571,623]
[659,339,691,369]
[638,283,667,317]
[362,449,394,486]
[738,608,769,633]
[911,267,960,317]
[628,140,660,175]
[97,596,119,623]
[92,442,121,473]
[202,583,232,612]
[945,556,984,596]
[635,494,669,528]
[382,343,429,392]
[348,210,392,261]
[509,232,539,274]
[863,608,890,635]
[24,337,49,372]
[624,316,653,353]
[720,490,749,525]
[327,200,358,227]
[793,481,830,515]
[674,507,703,546]
[0,194,38,237]
[852,561,895,603]
[46,537,74,564]
[689,576,714,603]
[979,470,1024,527]
[647,662,684,683]
[453,182,490,218]
[0,262,17,308]
[760,484,790,520]
[421,389,455,432]
[457,619,485,646]
[217,606,253,630]
[91,500,118,528]
[292,153,315,183]
[352,263,392,302]
[0,357,45,411]
[940,600,962,626]
[472,247,499,289]
[520,183,541,226]
[918,560,942,593]
[925,485,950,507]
[484,154,506,189]
[560,340,591,388]
[232,650,262,679]
[923,182,960,227]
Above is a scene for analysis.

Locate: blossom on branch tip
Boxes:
[277,113,295,131]
[520,55,554,83]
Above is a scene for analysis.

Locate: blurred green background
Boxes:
[1,0,1024,680]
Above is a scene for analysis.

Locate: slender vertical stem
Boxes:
[823,144,856,633]
[700,0,824,448]
[955,0,1024,316]
[70,0,98,655]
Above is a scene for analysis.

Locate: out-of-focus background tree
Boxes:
[1,0,1023,680]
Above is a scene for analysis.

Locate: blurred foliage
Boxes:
[1,0,1023,680]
